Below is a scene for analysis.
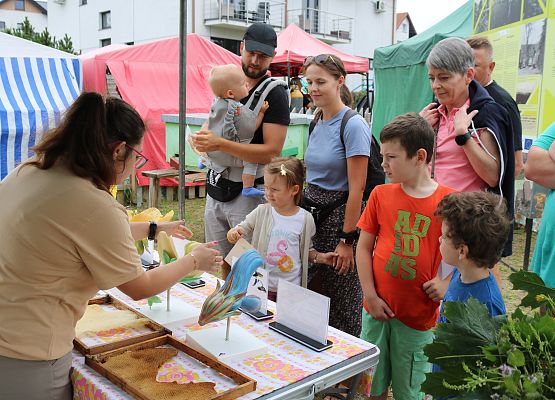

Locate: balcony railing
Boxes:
[204,0,285,30]
[287,8,353,43]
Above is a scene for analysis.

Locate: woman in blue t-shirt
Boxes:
[302,54,371,336]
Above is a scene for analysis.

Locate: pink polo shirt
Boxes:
[432,101,488,192]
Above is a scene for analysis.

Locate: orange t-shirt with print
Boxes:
[357,183,455,331]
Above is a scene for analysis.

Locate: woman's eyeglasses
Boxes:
[125,144,148,169]
[303,54,346,76]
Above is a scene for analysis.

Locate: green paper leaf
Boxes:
[147,295,162,309]
[161,250,177,265]
[134,239,145,255]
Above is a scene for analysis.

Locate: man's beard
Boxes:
[242,62,268,79]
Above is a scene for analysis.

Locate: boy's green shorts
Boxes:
[360,309,433,400]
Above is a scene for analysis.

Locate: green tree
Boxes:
[4,17,77,55]
[36,27,55,47]
[56,34,76,54]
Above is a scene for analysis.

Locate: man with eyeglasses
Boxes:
[192,23,290,259]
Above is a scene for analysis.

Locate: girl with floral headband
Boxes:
[227,157,337,301]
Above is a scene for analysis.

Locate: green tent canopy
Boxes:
[371,0,473,139]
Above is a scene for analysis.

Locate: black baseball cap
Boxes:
[243,23,277,57]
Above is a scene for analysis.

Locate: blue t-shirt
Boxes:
[530,122,555,288]
[438,269,506,324]
[305,107,371,191]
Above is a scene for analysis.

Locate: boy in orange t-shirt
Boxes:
[356,113,454,400]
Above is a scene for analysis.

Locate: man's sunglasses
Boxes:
[303,54,345,76]
[125,144,148,169]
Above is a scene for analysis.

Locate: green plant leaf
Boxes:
[535,315,555,345]
[507,349,525,367]
[421,366,490,399]
[509,270,555,309]
[482,345,499,362]
[504,375,519,395]
[432,298,505,357]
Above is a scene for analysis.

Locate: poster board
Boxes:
[473,0,554,145]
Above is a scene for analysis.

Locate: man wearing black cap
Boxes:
[193,22,290,258]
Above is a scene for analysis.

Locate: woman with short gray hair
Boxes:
[419,36,514,299]
[426,37,475,74]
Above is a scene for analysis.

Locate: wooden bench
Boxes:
[141,169,206,208]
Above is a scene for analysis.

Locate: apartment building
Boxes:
[47,0,397,88]
[0,0,47,32]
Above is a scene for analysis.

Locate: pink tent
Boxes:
[270,24,369,76]
[80,34,240,186]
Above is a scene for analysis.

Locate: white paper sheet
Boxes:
[276,279,330,345]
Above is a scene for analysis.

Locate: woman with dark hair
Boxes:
[303,54,371,336]
[0,92,222,399]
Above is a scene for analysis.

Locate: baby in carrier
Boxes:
[194,64,269,197]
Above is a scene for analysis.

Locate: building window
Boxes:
[0,21,5,30]
[211,36,240,56]
[100,11,111,30]
[80,0,87,5]
[125,41,134,45]
[100,38,111,47]
[15,0,24,11]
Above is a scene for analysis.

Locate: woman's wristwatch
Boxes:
[455,131,472,146]
[148,221,157,241]
[338,230,359,245]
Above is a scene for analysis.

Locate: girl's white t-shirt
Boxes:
[265,207,305,291]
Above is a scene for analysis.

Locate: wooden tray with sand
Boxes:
[74,296,170,356]
[88,290,109,305]
[86,335,256,400]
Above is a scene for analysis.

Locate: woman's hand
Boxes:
[190,242,222,273]
[453,104,479,136]
[333,241,354,275]
[158,220,193,240]
[226,227,245,244]
[420,103,439,129]
[317,251,338,266]
[366,296,395,321]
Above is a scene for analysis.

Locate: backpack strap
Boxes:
[338,108,360,148]
[308,113,320,136]
[308,108,356,144]
[244,78,289,113]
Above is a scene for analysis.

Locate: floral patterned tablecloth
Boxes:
[72,274,377,399]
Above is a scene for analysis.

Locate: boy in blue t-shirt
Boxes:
[435,191,510,322]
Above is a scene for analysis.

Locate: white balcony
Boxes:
[204,0,286,31]
[287,8,353,44]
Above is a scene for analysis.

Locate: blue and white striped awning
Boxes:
[0,33,81,180]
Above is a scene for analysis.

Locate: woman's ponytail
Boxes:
[25,92,145,191]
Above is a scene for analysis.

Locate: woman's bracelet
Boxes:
[189,252,198,269]
[312,252,319,264]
